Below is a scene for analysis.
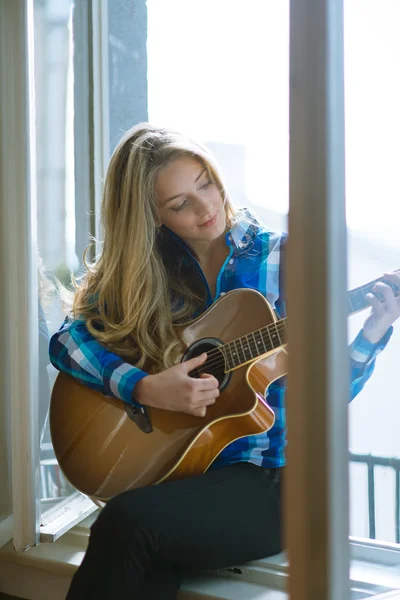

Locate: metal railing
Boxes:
[350,452,400,543]
[39,446,400,542]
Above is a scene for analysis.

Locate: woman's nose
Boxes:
[193,195,211,214]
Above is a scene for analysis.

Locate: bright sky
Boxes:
[147,0,400,249]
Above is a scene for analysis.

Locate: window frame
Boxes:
[1,0,399,585]
[1,0,40,552]
[0,0,106,549]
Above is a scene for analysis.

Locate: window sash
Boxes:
[37,0,107,539]
[73,0,108,263]
[0,0,103,549]
[1,0,40,552]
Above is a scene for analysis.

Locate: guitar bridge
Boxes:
[125,404,153,433]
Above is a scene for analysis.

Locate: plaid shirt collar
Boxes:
[163,207,261,261]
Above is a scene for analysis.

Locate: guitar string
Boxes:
[357,273,399,300]
[187,322,288,374]
[195,270,400,366]
[197,321,287,367]
[200,321,288,368]
[190,272,399,374]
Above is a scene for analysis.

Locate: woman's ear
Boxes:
[152,208,162,228]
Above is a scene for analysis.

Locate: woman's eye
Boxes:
[172,200,187,212]
[201,180,213,190]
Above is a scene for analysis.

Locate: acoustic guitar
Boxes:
[50,273,398,501]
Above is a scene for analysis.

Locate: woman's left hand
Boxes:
[362,272,400,344]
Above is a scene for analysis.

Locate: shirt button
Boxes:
[229,259,234,265]
[220,292,226,296]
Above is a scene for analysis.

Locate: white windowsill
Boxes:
[1,515,400,600]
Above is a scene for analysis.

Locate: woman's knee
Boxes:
[90,487,159,542]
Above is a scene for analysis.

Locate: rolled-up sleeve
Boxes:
[49,316,148,406]
[349,326,393,401]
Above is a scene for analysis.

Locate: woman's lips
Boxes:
[200,214,217,227]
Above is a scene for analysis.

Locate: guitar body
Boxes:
[50,289,287,501]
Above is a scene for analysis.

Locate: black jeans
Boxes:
[66,462,284,600]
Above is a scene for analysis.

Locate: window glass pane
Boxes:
[146,0,400,550]
[147,0,289,232]
[345,0,400,545]
[34,0,78,511]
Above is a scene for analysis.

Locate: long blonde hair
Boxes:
[72,123,236,372]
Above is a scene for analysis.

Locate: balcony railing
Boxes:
[350,452,400,543]
[38,447,400,543]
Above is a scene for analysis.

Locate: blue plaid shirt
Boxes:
[49,209,393,469]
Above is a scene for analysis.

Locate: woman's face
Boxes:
[155,155,227,256]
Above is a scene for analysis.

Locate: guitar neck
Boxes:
[348,269,400,316]
[221,269,399,371]
[222,319,287,371]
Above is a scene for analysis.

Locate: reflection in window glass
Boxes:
[34,0,77,506]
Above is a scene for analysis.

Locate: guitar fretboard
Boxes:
[222,319,288,371]
[219,269,399,371]
[348,271,399,315]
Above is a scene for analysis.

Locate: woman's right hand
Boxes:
[134,352,220,417]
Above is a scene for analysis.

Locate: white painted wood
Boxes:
[91,0,110,252]
[0,0,40,551]
[286,0,349,598]
[72,0,93,264]
[73,0,108,261]
[351,538,400,567]
[40,493,97,543]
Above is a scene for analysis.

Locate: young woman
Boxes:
[49,123,400,599]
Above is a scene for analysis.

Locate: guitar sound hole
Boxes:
[182,337,231,391]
